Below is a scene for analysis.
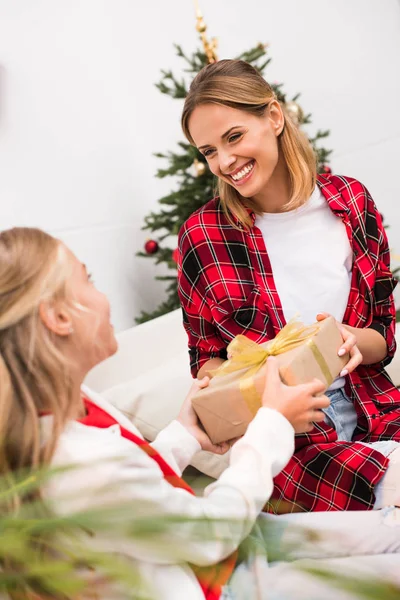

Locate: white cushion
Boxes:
[85,309,188,392]
[100,348,229,480]
[101,350,190,439]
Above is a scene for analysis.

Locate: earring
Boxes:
[69,326,74,334]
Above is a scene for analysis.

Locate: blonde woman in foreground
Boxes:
[0,227,399,600]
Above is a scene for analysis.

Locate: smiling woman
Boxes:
[188,103,285,199]
[177,59,400,514]
[181,60,316,227]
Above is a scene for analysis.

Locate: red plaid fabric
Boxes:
[178,174,400,512]
[79,399,237,599]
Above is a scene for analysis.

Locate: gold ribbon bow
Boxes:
[212,318,331,415]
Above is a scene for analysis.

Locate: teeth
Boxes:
[232,162,254,181]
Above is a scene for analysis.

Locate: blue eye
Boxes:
[203,148,215,157]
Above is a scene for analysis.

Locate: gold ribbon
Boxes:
[306,338,334,388]
[212,318,331,414]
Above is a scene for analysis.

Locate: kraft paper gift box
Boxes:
[192,316,349,444]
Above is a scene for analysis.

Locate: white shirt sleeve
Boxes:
[150,419,201,475]
[46,407,294,568]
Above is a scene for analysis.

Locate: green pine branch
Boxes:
[2,465,400,599]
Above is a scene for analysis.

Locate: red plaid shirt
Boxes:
[178,174,400,512]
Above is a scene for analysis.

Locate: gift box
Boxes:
[192,316,348,444]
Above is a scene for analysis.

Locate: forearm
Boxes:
[87,408,293,568]
[343,324,387,365]
[151,420,201,475]
[197,357,226,379]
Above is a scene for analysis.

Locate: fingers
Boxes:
[262,357,283,403]
[316,312,330,322]
[338,327,356,356]
[195,428,230,454]
[316,316,358,369]
[336,325,363,375]
[203,440,231,455]
[337,328,362,375]
[340,350,363,376]
[298,408,327,434]
[197,376,210,389]
[311,409,327,423]
[183,377,210,409]
[263,356,281,389]
[303,377,326,396]
[227,436,241,445]
[312,394,330,410]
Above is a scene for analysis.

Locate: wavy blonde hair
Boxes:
[0,227,76,509]
[182,59,317,228]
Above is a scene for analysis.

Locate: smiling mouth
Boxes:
[230,160,255,183]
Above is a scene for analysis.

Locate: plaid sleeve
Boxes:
[365,191,397,365]
[177,222,227,378]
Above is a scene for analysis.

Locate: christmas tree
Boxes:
[136,12,332,324]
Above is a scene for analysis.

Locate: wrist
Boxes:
[343,323,387,364]
[171,420,202,452]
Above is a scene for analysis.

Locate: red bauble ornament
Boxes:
[172,248,179,263]
[322,165,332,175]
[144,239,159,254]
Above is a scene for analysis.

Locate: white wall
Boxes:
[0,0,400,331]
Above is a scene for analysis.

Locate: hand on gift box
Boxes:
[262,357,330,433]
[177,377,232,455]
[316,312,363,376]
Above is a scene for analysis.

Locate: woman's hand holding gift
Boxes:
[179,356,331,450]
[316,312,363,374]
[177,377,232,454]
[316,311,388,367]
[261,357,330,433]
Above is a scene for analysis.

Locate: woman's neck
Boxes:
[252,157,291,213]
[65,347,90,418]
[69,378,87,419]
[38,380,86,419]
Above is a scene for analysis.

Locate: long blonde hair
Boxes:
[0,227,76,503]
[181,59,317,228]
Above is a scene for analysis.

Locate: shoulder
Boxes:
[45,387,151,471]
[318,173,378,218]
[178,197,226,246]
[45,420,159,514]
[318,174,385,245]
[51,420,144,468]
[318,173,371,199]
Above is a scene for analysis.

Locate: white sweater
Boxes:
[41,386,294,600]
